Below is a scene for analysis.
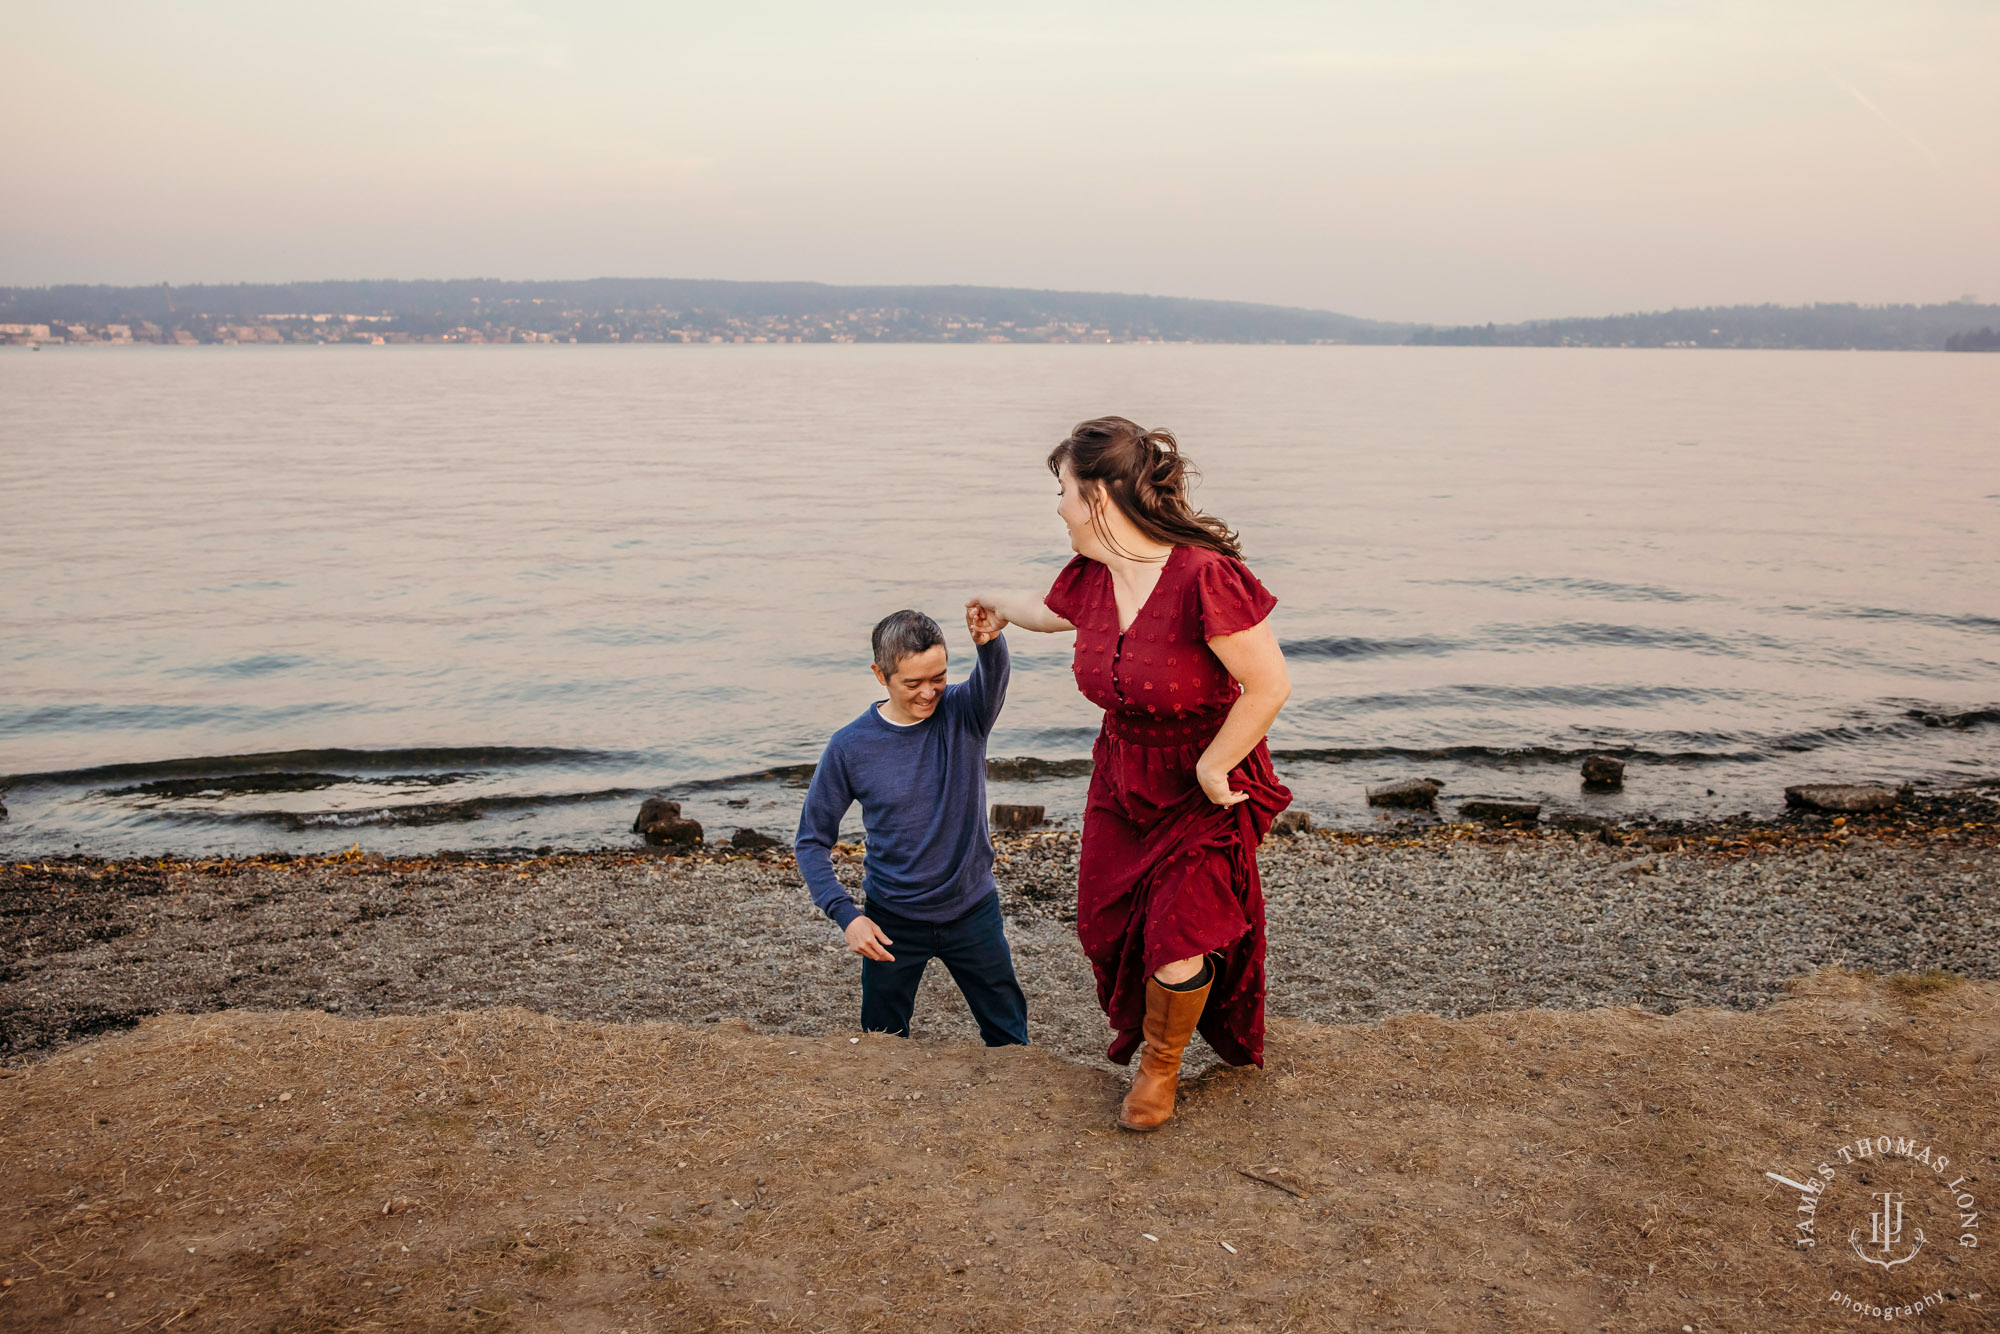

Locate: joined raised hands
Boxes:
[965,598,1008,646]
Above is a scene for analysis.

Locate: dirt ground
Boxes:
[1,970,1995,1332]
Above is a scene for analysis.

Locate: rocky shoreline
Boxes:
[2,790,1995,1066]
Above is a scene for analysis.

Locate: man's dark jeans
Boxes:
[859,891,1028,1047]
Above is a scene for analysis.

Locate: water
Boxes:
[2,344,1996,856]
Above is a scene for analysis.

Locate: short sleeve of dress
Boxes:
[1042,555,1092,625]
[1194,553,1278,640]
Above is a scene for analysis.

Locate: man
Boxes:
[794,608,1028,1046]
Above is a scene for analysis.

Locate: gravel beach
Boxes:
[5,792,1994,1067]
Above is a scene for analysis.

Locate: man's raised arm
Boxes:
[961,633,1010,735]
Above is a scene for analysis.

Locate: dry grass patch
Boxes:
[0,971,1995,1331]
[1887,968,1967,999]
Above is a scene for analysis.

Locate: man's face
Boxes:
[873,644,948,721]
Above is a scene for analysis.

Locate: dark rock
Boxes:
[986,756,1094,781]
[1581,754,1625,791]
[1907,706,2000,730]
[991,804,1045,831]
[0,793,7,821]
[632,797,681,834]
[1785,784,1898,814]
[1459,800,1541,826]
[1366,778,1442,809]
[1270,810,1311,836]
[640,815,704,848]
[730,827,780,851]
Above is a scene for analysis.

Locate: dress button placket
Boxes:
[1111,620,1126,704]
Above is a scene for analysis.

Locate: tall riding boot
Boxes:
[1117,973,1212,1132]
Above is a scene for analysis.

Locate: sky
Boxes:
[4,1,1997,324]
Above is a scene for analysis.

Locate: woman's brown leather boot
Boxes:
[1117,973,1212,1131]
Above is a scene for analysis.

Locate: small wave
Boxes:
[1296,683,1746,715]
[557,625,690,648]
[1806,605,2000,636]
[155,785,648,831]
[668,763,821,793]
[1,701,367,735]
[1421,575,1710,604]
[112,772,349,798]
[641,756,1098,794]
[7,745,629,789]
[1271,707,1981,769]
[1483,622,1748,654]
[104,771,480,799]
[667,757,1098,789]
[1269,743,1745,767]
[1282,635,1453,660]
[1284,623,1786,661]
[164,654,314,680]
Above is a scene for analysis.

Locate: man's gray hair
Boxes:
[872,609,946,677]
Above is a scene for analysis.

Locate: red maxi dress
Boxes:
[1044,544,1292,1069]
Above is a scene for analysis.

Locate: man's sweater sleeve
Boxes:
[795,742,862,929]
[961,634,1010,735]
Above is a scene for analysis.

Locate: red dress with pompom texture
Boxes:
[1043,544,1292,1068]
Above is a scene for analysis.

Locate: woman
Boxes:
[969,416,1291,1131]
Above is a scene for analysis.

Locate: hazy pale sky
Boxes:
[5,1,1996,323]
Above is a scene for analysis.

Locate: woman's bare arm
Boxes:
[1195,620,1291,807]
[968,593,1074,635]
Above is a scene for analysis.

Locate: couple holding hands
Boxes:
[794,416,1292,1132]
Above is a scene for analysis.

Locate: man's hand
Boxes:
[844,915,896,962]
[965,598,1007,645]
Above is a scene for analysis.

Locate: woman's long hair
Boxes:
[1047,416,1241,561]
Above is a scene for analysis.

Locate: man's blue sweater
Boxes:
[796,636,1009,929]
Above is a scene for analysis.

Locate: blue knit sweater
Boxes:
[795,636,1009,928]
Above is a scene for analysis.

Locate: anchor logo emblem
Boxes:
[1850,1191,1926,1269]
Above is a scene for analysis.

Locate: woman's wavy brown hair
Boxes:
[1047,416,1241,561]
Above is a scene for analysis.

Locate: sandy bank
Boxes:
[1,973,1995,1331]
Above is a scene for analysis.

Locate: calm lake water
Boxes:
[2,344,1996,856]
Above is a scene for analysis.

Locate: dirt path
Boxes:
[1,971,1995,1331]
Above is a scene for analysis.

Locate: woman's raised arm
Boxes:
[967,593,1074,636]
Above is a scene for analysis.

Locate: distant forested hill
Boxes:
[1409,302,2000,350]
[6,280,1997,349]
[0,278,1407,344]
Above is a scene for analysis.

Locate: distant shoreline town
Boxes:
[0,309,1225,348]
[2,278,1996,350]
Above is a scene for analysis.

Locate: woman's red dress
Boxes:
[1043,544,1291,1068]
